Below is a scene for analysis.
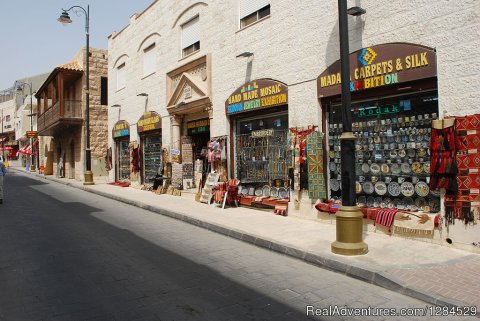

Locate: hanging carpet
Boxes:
[306,131,327,200]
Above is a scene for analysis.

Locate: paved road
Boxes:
[0,172,476,321]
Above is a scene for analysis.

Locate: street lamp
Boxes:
[58,5,94,185]
[137,93,149,112]
[331,0,368,255]
[15,81,36,172]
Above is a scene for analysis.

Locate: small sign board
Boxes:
[26,131,37,138]
[251,129,274,138]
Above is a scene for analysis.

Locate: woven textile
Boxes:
[445,114,480,224]
[374,209,398,232]
[306,131,327,200]
[393,213,435,235]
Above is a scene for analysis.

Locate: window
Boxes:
[181,16,200,58]
[143,44,156,76]
[100,77,108,105]
[239,0,270,28]
[116,63,126,90]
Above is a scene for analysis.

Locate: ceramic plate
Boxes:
[374,182,387,195]
[374,197,382,208]
[366,196,375,207]
[401,163,412,174]
[241,187,249,195]
[363,181,374,194]
[400,182,415,197]
[362,163,370,173]
[278,187,288,198]
[423,163,431,173]
[255,187,263,196]
[370,163,381,175]
[357,196,367,206]
[330,179,340,192]
[412,162,423,174]
[398,149,407,158]
[381,164,390,174]
[387,182,401,197]
[329,162,337,172]
[408,149,416,158]
[248,187,255,196]
[415,197,427,210]
[391,164,401,175]
[270,187,279,197]
[356,182,362,194]
[262,185,271,197]
[415,181,430,197]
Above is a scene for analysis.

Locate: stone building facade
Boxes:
[107,0,480,250]
[36,47,108,180]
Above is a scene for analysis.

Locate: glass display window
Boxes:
[116,139,130,181]
[326,91,440,212]
[142,134,162,184]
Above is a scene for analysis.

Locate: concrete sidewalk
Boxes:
[10,167,480,310]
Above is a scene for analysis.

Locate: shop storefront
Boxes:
[137,111,162,185]
[318,43,439,212]
[112,120,130,182]
[226,79,291,206]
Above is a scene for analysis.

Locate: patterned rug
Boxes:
[306,131,327,200]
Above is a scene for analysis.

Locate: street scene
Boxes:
[0,170,477,321]
[1,0,480,320]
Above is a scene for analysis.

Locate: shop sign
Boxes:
[317,43,437,97]
[187,118,209,129]
[112,120,130,138]
[26,131,37,138]
[225,79,288,115]
[251,129,274,137]
[353,103,401,118]
[170,149,181,155]
[137,111,161,133]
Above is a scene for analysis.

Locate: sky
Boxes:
[0,0,155,90]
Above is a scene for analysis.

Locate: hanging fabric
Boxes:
[306,131,327,200]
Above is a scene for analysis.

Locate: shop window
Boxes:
[181,16,200,58]
[116,63,126,90]
[326,92,440,212]
[100,77,108,105]
[143,43,156,77]
[239,0,270,29]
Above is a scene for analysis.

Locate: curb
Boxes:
[13,168,473,310]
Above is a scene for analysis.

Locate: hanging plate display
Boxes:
[278,187,289,198]
[374,181,387,195]
[329,162,337,172]
[262,185,271,197]
[357,196,366,207]
[255,187,263,196]
[401,182,415,197]
[415,197,427,210]
[241,187,249,195]
[367,196,375,207]
[391,164,401,175]
[411,162,423,174]
[381,164,390,174]
[356,182,362,194]
[330,179,340,192]
[387,182,401,196]
[361,163,369,173]
[401,163,412,174]
[415,181,430,197]
[270,187,279,197]
[370,163,381,175]
[363,181,374,194]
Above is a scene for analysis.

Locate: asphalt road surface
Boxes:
[0,171,475,321]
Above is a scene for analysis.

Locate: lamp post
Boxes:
[58,5,94,185]
[15,81,36,172]
[331,0,368,255]
[1,109,4,161]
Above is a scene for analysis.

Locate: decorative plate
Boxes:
[374,182,387,195]
[370,163,381,175]
[355,182,362,194]
[398,149,407,158]
[366,196,375,207]
[362,163,370,173]
[391,164,401,175]
[374,197,382,208]
[415,181,430,197]
[401,163,412,174]
[415,197,427,210]
[330,179,340,192]
[381,164,390,174]
[417,149,426,157]
[248,187,255,196]
[400,182,415,197]
[241,187,249,195]
[329,162,337,172]
[403,196,414,207]
[329,151,335,159]
[270,187,279,197]
[423,163,431,174]
[411,162,423,174]
[262,185,271,197]
[363,181,374,194]
[408,149,416,158]
[278,187,288,198]
[387,182,401,196]
[357,196,367,206]
[255,187,263,196]
[389,150,397,158]
[355,164,363,175]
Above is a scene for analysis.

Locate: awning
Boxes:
[18,144,36,156]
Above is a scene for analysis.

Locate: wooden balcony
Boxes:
[37,99,83,136]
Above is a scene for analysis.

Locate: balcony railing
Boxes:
[38,100,83,133]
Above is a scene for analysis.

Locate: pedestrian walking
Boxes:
[0,160,6,204]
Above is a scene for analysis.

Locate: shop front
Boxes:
[137,111,162,185]
[226,79,291,210]
[112,120,130,183]
[318,43,440,217]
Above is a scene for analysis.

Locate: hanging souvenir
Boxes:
[411,162,423,174]
[415,181,430,197]
[370,163,381,175]
[401,182,415,197]
[374,181,387,195]
[388,182,401,197]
